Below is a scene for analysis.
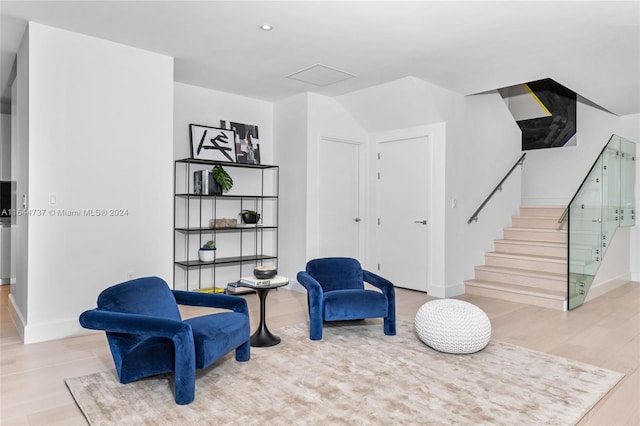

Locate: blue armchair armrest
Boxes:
[363,270,394,295]
[79,309,192,337]
[172,290,249,316]
[297,271,324,340]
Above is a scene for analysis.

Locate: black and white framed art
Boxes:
[190,124,237,162]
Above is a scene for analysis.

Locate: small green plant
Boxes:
[201,240,216,250]
[241,209,258,215]
[211,165,233,192]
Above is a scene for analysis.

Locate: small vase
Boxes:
[198,248,216,262]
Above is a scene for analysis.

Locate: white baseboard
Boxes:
[8,293,25,341]
[585,272,632,302]
[9,300,88,344]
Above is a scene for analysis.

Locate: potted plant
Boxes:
[211,165,233,194]
[240,209,261,224]
[198,240,216,262]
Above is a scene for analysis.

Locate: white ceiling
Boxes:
[1,1,639,115]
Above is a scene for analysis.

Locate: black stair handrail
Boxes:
[467,153,526,224]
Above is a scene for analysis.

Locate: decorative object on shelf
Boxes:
[241,209,260,224]
[198,240,216,262]
[210,218,238,228]
[212,165,233,193]
[193,170,220,195]
[253,265,277,279]
[190,123,237,162]
[222,120,261,164]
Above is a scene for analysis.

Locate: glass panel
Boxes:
[601,136,620,256]
[568,155,603,310]
[620,138,636,227]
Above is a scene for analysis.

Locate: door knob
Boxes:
[354,218,361,222]
[414,220,427,225]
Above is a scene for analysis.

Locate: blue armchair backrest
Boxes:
[96,276,182,321]
[306,257,364,292]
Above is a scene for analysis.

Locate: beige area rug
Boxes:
[66,321,623,425]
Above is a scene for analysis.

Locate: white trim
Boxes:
[585,272,633,302]
[8,292,25,341]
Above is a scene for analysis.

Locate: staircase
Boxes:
[465,206,568,310]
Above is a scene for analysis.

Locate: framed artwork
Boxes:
[190,124,237,162]
[221,120,261,164]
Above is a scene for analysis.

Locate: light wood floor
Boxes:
[1,282,638,425]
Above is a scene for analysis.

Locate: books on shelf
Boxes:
[226,282,255,294]
[239,275,289,287]
[193,170,217,195]
[193,286,225,294]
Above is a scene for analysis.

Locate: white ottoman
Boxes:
[414,299,491,354]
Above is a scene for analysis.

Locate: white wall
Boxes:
[17,23,174,343]
[9,30,29,335]
[445,91,523,295]
[173,82,273,163]
[522,100,621,205]
[0,113,10,180]
[274,94,308,287]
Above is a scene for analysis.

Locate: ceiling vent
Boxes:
[287,64,355,87]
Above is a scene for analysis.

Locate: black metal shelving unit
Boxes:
[173,158,279,291]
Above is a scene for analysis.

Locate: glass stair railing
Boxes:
[565,135,636,310]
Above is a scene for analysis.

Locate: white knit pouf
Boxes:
[414,299,491,354]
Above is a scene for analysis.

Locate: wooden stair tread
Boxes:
[465,279,566,300]
[494,239,566,248]
[505,227,567,233]
[486,251,566,263]
[474,264,566,281]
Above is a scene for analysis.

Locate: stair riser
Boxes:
[474,268,566,292]
[520,207,566,218]
[485,255,567,275]
[512,217,567,230]
[465,284,565,310]
[494,241,567,258]
[504,229,567,243]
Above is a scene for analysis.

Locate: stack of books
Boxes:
[193,286,225,294]
[239,275,289,287]
[226,282,255,294]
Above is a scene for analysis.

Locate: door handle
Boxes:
[414,220,427,225]
[354,218,361,222]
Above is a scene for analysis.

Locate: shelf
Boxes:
[175,254,278,268]
[175,226,277,233]
[175,193,278,199]
[175,158,278,169]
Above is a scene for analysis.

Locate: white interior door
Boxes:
[377,136,430,292]
[318,138,362,259]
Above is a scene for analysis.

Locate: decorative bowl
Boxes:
[242,212,261,224]
[253,265,277,279]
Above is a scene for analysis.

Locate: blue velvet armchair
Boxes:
[79,276,250,405]
[297,257,396,340]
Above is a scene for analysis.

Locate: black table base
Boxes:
[250,287,281,347]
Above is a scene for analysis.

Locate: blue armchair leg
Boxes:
[235,340,251,362]
[309,316,323,341]
[384,316,396,336]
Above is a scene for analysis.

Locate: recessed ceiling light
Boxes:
[260,24,273,31]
